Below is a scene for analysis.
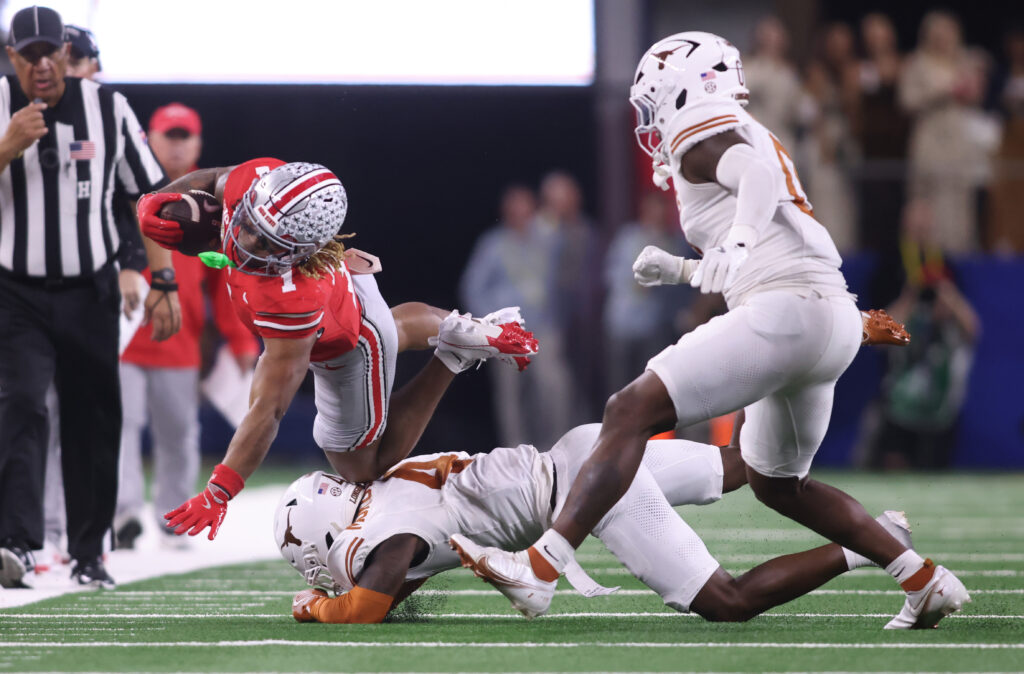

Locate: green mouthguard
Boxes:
[198,251,237,269]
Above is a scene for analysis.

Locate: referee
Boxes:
[0,6,180,589]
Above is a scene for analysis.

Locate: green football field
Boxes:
[2,471,1022,673]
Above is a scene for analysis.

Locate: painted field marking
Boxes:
[578,567,1024,577]
[1,640,1022,649]
[2,612,1016,620]
[101,588,1024,597]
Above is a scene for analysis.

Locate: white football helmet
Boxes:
[629,31,749,160]
[225,162,348,276]
[273,471,366,593]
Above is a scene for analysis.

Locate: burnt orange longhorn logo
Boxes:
[653,39,700,69]
[281,509,302,550]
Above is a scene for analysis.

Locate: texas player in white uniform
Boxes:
[451,32,968,630]
[277,423,911,624]
[137,159,537,540]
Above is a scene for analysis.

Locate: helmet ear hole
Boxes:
[325,532,334,549]
[675,89,688,109]
[713,62,729,72]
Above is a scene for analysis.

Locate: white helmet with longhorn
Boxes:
[629,32,748,161]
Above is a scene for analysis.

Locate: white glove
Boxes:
[689,226,755,294]
[632,245,698,287]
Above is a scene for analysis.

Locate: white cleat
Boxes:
[449,534,555,619]
[430,310,539,373]
[885,562,971,629]
[877,510,913,549]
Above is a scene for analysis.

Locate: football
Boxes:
[157,189,222,256]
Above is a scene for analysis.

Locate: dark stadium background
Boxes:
[111,0,1022,469]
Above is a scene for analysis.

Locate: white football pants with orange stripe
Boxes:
[545,424,724,612]
[310,274,398,452]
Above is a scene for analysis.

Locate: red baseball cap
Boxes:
[149,103,202,136]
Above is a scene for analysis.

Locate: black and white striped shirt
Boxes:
[0,76,166,279]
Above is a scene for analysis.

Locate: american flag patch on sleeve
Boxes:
[69,140,96,160]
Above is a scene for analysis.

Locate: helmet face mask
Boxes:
[628,31,749,160]
[273,471,366,593]
[225,199,317,276]
[225,163,347,277]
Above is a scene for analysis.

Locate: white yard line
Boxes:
[1,640,1021,649]
[3,612,1015,620]
[0,487,283,610]
[102,588,1024,597]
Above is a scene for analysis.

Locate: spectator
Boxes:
[603,192,692,395]
[987,28,1024,252]
[460,185,573,451]
[114,104,259,550]
[866,200,979,469]
[0,6,176,590]
[534,171,601,424]
[63,24,100,79]
[801,22,860,253]
[900,11,990,253]
[743,15,803,153]
[856,13,912,253]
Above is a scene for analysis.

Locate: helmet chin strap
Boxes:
[652,155,673,191]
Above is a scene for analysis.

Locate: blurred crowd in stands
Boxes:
[463,10,1015,466]
[745,10,1022,257]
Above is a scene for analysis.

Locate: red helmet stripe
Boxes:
[267,170,341,217]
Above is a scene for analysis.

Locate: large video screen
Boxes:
[3,0,594,85]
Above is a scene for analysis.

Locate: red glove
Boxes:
[292,589,328,622]
[138,192,186,250]
[164,464,245,540]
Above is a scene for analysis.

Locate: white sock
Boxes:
[532,529,574,574]
[885,549,927,584]
[842,547,874,570]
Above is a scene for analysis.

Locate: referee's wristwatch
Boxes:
[150,267,179,292]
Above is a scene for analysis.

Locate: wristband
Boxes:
[210,463,245,499]
[150,280,179,292]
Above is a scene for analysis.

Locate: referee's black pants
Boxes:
[0,267,121,561]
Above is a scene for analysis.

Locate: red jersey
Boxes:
[220,158,362,363]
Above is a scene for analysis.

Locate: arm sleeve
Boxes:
[113,93,167,197]
[714,143,779,246]
[207,268,260,357]
[309,586,394,624]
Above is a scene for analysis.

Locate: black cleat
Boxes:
[71,557,116,590]
[0,539,35,588]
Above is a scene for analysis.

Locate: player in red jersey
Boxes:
[137,158,537,540]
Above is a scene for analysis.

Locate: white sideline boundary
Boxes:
[0,486,283,610]
[1,640,1021,650]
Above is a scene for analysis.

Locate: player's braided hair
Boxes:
[298,233,355,279]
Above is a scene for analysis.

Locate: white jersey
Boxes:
[325,446,552,593]
[324,429,727,612]
[664,99,852,308]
